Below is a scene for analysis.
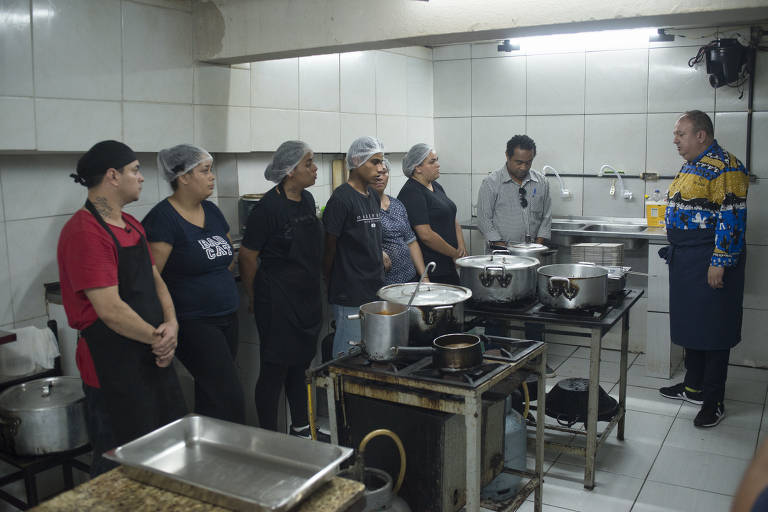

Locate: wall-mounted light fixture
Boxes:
[497,39,520,52]
[649,29,675,42]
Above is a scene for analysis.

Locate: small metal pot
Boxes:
[348,301,410,361]
[504,242,556,266]
[378,283,472,347]
[0,376,89,455]
[456,252,539,304]
[396,334,483,372]
[537,263,608,310]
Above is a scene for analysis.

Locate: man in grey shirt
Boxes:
[477,135,552,248]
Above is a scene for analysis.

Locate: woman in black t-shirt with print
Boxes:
[239,141,328,441]
[143,144,244,424]
[397,143,467,285]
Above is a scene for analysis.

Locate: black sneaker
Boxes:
[694,402,725,428]
[290,424,331,443]
[659,383,704,405]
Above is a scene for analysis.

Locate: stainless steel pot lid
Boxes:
[456,254,540,269]
[378,283,472,306]
[505,242,550,254]
[0,376,85,411]
[537,263,608,279]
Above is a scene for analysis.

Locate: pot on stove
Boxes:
[456,251,539,304]
[395,334,483,372]
[377,283,472,347]
[0,376,89,455]
[348,301,410,362]
[536,263,608,310]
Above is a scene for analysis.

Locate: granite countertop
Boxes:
[31,466,364,512]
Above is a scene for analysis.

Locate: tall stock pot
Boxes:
[456,252,540,304]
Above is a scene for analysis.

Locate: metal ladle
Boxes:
[407,261,436,307]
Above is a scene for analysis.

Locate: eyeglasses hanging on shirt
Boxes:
[518,187,528,209]
[518,186,532,243]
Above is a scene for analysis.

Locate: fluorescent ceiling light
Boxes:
[505,28,657,53]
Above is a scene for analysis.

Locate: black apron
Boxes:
[81,200,186,446]
[661,228,746,351]
[253,186,323,364]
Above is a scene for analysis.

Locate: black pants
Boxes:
[431,271,460,286]
[683,347,730,405]
[255,360,311,431]
[176,312,245,424]
[83,384,119,478]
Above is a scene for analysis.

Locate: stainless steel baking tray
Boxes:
[105,415,354,511]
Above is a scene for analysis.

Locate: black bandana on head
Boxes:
[71,140,137,186]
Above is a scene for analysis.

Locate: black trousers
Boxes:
[683,347,730,405]
[430,270,460,286]
[176,312,245,424]
[83,384,119,477]
[255,360,311,431]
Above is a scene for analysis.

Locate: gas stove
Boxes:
[465,289,642,332]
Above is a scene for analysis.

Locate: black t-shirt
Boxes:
[397,178,458,277]
[142,199,238,320]
[241,186,319,274]
[323,183,383,306]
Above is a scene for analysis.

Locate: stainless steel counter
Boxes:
[460,216,667,242]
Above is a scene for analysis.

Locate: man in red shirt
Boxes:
[57,140,186,476]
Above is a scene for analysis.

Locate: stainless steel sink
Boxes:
[583,224,647,233]
[551,222,586,230]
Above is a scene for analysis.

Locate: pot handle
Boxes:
[0,415,20,436]
[547,276,570,297]
[485,264,513,288]
[347,313,361,320]
[426,304,454,325]
[394,346,434,356]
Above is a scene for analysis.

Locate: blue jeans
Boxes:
[331,304,362,358]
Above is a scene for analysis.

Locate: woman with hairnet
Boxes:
[323,136,388,358]
[239,141,328,441]
[398,143,467,285]
[372,159,428,284]
[142,144,245,424]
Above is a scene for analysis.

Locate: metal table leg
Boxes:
[464,393,482,512]
[618,312,629,440]
[324,376,339,445]
[534,350,547,512]
[584,327,603,489]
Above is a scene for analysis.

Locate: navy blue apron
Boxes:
[253,186,323,364]
[81,200,186,446]
[661,228,746,351]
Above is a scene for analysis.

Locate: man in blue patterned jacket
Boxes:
[659,110,749,428]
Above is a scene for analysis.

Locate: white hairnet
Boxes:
[402,143,433,178]
[157,144,212,182]
[264,141,312,183]
[346,136,384,170]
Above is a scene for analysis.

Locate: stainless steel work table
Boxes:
[464,289,644,489]
[310,344,548,512]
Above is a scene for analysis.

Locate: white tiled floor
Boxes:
[481,342,768,512]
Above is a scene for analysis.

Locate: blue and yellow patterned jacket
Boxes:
[665,140,749,267]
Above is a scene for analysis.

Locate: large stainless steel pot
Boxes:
[456,252,539,303]
[504,242,556,266]
[378,283,472,347]
[347,301,409,361]
[0,376,88,455]
[537,263,608,310]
